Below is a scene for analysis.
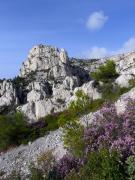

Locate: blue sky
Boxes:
[0,0,135,78]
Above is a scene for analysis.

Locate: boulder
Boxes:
[115,74,134,87]
[115,87,135,114]
[71,80,102,101]
[0,80,17,113]
[27,81,52,102]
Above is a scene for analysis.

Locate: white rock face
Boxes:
[115,74,134,87]
[19,77,80,122]
[20,45,70,78]
[63,76,79,90]
[0,80,17,112]
[3,45,135,123]
[59,48,68,64]
[72,51,135,75]
[35,100,54,120]
[27,81,51,102]
[17,44,82,121]
[71,81,101,101]
[115,87,135,114]
[112,51,135,75]
[19,79,101,122]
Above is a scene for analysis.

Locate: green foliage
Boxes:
[88,99,104,112]
[58,110,76,127]
[126,156,135,180]
[66,149,125,180]
[129,78,135,88]
[63,121,85,158]
[12,76,26,88]
[100,83,130,101]
[29,164,44,180]
[69,90,90,116]
[25,114,60,142]
[0,112,29,151]
[81,149,125,180]
[65,169,80,180]
[44,113,59,131]
[91,60,119,82]
[0,112,58,151]
[12,71,36,87]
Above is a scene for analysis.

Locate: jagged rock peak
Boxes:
[20,44,69,77]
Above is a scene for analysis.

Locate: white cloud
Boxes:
[84,37,135,59]
[86,11,108,31]
[118,38,135,53]
[85,46,108,59]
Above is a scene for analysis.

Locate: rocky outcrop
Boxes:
[0,80,17,113]
[69,81,101,105]
[71,51,135,75]
[16,44,91,122]
[115,74,134,87]
[20,45,70,79]
[115,87,135,114]
[111,51,135,75]
[2,44,135,122]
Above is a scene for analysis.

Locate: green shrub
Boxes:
[12,72,36,88]
[91,60,119,82]
[58,110,76,127]
[26,113,61,142]
[29,164,44,180]
[78,149,125,180]
[69,90,90,116]
[65,169,80,180]
[129,78,135,88]
[100,83,130,101]
[65,149,125,180]
[0,112,29,151]
[88,99,104,112]
[63,121,85,158]
[126,156,135,180]
[44,113,59,131]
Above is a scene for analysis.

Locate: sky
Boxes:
[0,0,135,78]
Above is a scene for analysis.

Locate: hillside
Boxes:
[0,44,135,179]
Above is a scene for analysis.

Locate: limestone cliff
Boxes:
[1,44,135,122]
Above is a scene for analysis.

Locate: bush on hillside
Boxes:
[126,155,135,180]
[91,60,119,82]
[69,90,91,116]
[100,83,130,101]
[65,149,125,180]
[63,121,85,158]
[0,112,29,151]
